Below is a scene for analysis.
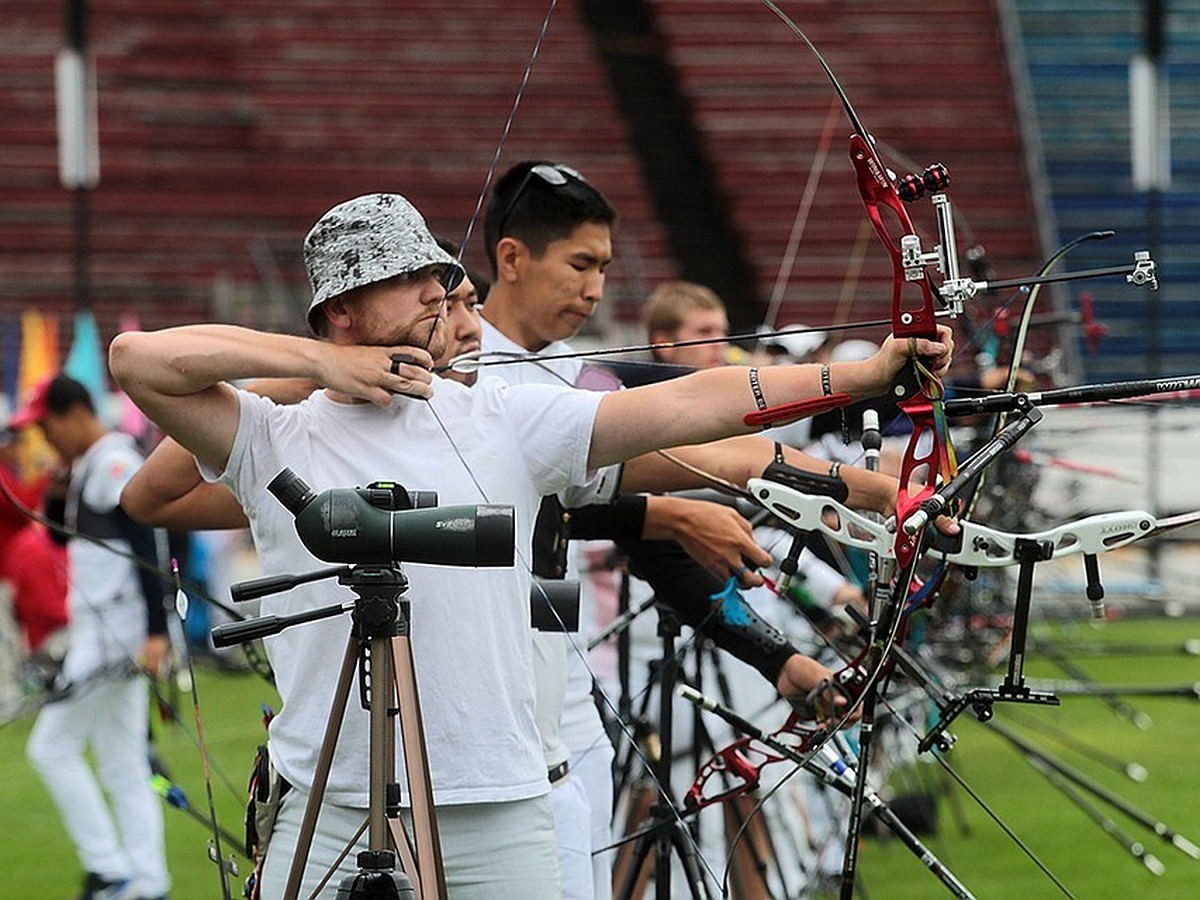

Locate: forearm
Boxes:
[617,537,797,685]
[620,435,897,516]
[120,375,319,531]
[121,438,248,530]
[111,326,330,469]
[590,359,887,469]
[110,325,325,399]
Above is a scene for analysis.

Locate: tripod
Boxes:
[214,564,443,899]
[612,606,708,900]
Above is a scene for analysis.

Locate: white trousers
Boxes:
[570,734,616,899]
[551,773,595,900]
[26,675,169,896]
[261,789,561,899]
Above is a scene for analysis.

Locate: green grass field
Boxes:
[2,616,1198,898]
[854,615,1200,899]
[0,662,281,900]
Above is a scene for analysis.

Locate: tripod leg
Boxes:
[668,819,708,900]
[379,657,427,897]
[374,637,423,897]
[391,633,447,897]
[285,638,358,899]
[612,783,656,899]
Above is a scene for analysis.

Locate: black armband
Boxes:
[566,494,648,540]
[705,583,799,685]
[532,495,571,579]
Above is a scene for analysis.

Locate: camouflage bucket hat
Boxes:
[303,193,465,333]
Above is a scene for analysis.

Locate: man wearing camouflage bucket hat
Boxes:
[110,190,952,898]
[304,193,465,336]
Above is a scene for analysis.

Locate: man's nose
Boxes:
[424,280,448,306]
[582,271,605,303]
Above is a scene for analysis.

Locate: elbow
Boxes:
[108,331,143,390]
[119,479,153,526]
[732,460,759,488]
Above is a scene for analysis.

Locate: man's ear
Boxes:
[495,236,526,284]
[322,295,353,331]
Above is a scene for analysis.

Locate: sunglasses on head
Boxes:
[495,163,586,235]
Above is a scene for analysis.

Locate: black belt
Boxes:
[547,760,570,785]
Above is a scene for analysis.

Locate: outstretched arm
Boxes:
[588,329,951,469]
[121,438,247,530]
[620,435,897,516]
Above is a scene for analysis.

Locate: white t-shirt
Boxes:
[63,431,146,682]
[209,377,603,807]
[479,320,616,761]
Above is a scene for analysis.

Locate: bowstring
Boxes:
[421,0,731,864]
[761,96,842,331]
[436,319,894,375]
[425,340,796,884]
[454,0,559,266]
[0,467,273,684]
[421,392,728,887]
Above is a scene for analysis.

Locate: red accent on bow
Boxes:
[743,391,852,427]
[1079,293,1108,354]
[683,713,830,812]
[847,132,955,567]
[682,655,872,813]
[848,134,940,342]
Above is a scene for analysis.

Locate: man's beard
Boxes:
[416,315,447,359]
[366,316,446,359]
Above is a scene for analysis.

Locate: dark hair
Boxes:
[482,160,617,277]
[46,374,95,416]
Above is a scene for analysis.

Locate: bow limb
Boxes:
[1002,231,1116,396]
[746,16,962,895]
[760,1,956,567]
[750,475,1167,571]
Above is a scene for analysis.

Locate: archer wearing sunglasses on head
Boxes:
[474,160,955,898]
[110,188,951,898]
